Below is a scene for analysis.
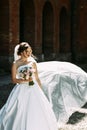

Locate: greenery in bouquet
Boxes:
[19,66,34,86]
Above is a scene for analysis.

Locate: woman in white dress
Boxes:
[0,42,58,130]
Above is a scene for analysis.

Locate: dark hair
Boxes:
[17,42,37,60]
[17,43,29,55]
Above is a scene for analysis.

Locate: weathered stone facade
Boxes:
[0,0,87,70]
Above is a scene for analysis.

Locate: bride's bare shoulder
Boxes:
[13,59,22,68]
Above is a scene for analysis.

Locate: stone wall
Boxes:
[0,0,87,70]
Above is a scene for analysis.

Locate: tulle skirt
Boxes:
[37,61,87,125]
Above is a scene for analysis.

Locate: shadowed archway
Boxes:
[59,7,70,53]
[42,1,54,57]
[20,0,35,48]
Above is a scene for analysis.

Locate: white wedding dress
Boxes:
[37,61,87,125]
[0,62,58,130]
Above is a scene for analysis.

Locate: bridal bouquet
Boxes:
[19,66,34,85]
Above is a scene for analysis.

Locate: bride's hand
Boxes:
[22,77,33,82]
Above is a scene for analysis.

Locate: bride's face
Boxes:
[23,47,32,58]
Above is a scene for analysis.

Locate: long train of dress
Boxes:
[37,61,87,126]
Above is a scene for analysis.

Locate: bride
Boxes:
[0,42,58,130]
[14,42,87,127]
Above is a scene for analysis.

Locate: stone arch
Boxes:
[42,1,54,57]
[20,0,35,48]
[59,7,70,53]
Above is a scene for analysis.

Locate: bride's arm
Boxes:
[11,62,29,84]
[33,62,42,88]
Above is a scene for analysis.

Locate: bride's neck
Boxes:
[20,57,31,62]
[20,56,27,62]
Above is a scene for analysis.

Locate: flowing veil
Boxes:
[14,44,20,61]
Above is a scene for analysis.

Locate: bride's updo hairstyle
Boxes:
[17,42,30,56]
[17,42,37,60]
